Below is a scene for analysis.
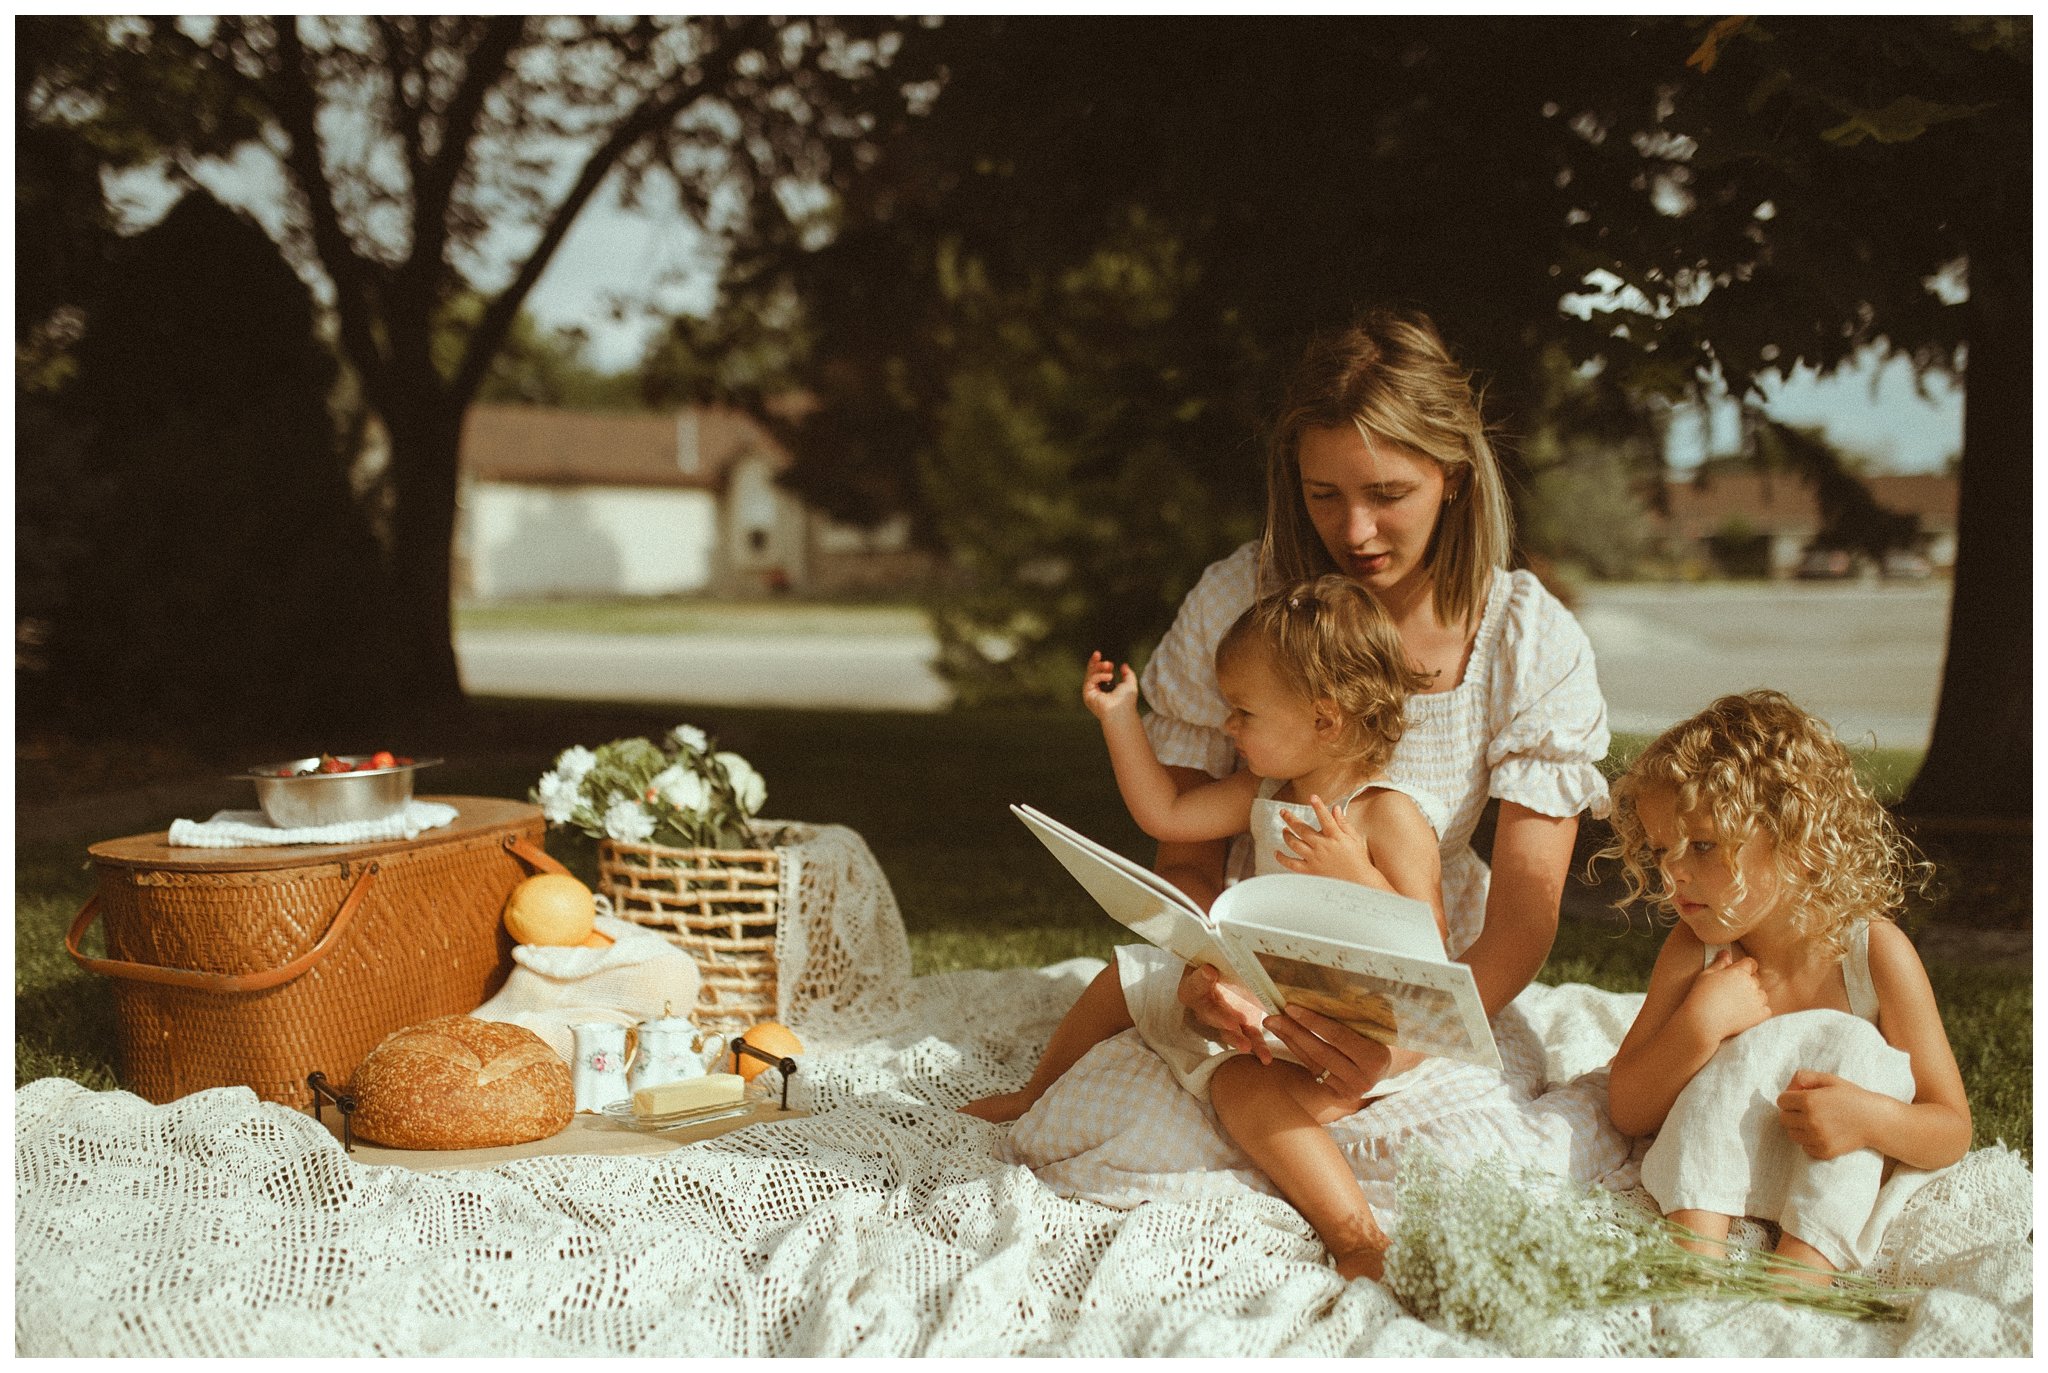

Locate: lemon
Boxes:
[733,1021,804,1081]
[503,873,597,946]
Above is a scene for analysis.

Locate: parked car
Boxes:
[1794,548,1857,580]
[1882,550,1935,580]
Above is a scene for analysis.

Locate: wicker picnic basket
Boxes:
[597,832,787,1033]
[67,797,565,1110]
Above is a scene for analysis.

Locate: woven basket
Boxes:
[69,798,562,1109]
[597,833,786,1032]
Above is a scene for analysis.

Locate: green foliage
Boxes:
[1517,351,1661,579]
[914,216,1265,704]
[439,297,646,412]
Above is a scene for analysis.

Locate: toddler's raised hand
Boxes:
[1685,949,1771,1043]
[1081,651,1138,719]
[1275,795,1382,888]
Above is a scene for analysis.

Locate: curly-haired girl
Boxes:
[966,574,1443,1277]
[1603,690,1969,1283]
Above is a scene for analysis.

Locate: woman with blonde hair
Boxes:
[987,306,1632,1278]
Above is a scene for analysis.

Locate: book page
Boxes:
[1011,805,1234,972]
[1214,917,1500,1071]
[1212,872,1445,961]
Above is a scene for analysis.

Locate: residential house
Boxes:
[1652,470,1959,578]
[454,403,929,600]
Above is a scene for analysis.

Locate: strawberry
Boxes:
[368,750,397,770]
[316,753,350,774]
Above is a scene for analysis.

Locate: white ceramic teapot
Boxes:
[627,1002,727,1096]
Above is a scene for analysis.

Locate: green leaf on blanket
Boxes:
[1384,1147,1918,1355]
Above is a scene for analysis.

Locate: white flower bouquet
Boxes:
[531,724,768,851]
[1384,1146,1917,1356]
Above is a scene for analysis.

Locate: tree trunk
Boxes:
[382,398,471,732]
[1900,182,2031,824]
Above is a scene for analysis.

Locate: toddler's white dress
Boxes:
[1000,550,1636,1215]
[1114,775,1449,1101]
[1640,923,1920,1270]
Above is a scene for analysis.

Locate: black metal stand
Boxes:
[729,1039,799,1112]
[307,1071,357,1153]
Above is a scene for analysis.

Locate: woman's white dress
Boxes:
[1000,546,1635,1216]
[1640,923,1921,1270]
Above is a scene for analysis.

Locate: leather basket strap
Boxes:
[66,861,381,992]
[504,833,570,875]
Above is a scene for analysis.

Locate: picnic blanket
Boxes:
[14,955,2030,1357]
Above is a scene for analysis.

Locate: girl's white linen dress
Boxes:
[1000,547,1636,1215]
[1640,922,1921,1270]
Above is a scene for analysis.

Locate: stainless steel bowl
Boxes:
[245,756,442,828]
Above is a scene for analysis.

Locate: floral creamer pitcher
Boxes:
[569,1020,632,1112]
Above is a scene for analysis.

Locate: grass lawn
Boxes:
[454,596,929,638]
[17,699,2030,1157]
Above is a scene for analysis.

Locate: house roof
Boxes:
[459,403,789,490]
[1656,470,1958,540]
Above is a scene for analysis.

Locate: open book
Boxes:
[1014,804,1500,1071]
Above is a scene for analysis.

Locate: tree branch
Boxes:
[372,16,426,198]
[407,16,524,296]
[271,17,397,413]
[449,34,743,407]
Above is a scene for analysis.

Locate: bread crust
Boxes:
[351,1015,572,1150]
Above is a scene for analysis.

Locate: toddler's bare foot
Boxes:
[1769,1235,1838,1289]
[1333,1242,1388,1282]
[960,1089,1039,1123]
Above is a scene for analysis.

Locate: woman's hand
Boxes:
[1177,963,1272,1062]
[1081,651,1139,720]
[1683,949,1772,1044]
[1777,1069,1880,1160]
[1262,1003,1394,1100]
[1273,794,1385,888]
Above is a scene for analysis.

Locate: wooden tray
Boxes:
[315,1099,809,1172]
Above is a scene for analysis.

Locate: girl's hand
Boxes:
[1684,949,1772,1043]
[1263,1003,1394,1101]
[1177,963,1272,1062]
[1082,652,1138,720]
[1274,794,1382,887]
[1777,1069,1879,1160]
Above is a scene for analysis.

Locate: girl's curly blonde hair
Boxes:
[1600,690,1929,957]
[1215,574,1434,776]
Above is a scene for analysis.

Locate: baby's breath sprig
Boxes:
[1383,1147,1919,1355]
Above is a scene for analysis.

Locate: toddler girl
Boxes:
[1603,690,1970,1282]
[967,574,1445,1278]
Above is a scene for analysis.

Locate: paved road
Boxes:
[1575,582,1949,750]
[456,581,1951,748]
[457,630,952,712]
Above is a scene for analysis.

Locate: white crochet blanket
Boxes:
[13,960,2030,1357]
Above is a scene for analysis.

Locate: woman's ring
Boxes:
[1314,1069,1332,1086]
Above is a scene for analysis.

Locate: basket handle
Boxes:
[504,833,570,875]
[65,861,381,992]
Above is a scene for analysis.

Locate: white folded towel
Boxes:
[167,800,460,848]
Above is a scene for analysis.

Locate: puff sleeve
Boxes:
[1138,543,1259,778]
[1483,571,1612,819]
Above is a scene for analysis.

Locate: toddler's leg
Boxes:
[1666,1209,1734,1260]
[961,963,1134,1122]
[1209,1054,1387,1280]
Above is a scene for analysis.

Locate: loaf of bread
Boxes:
[351,1015,572,1150]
